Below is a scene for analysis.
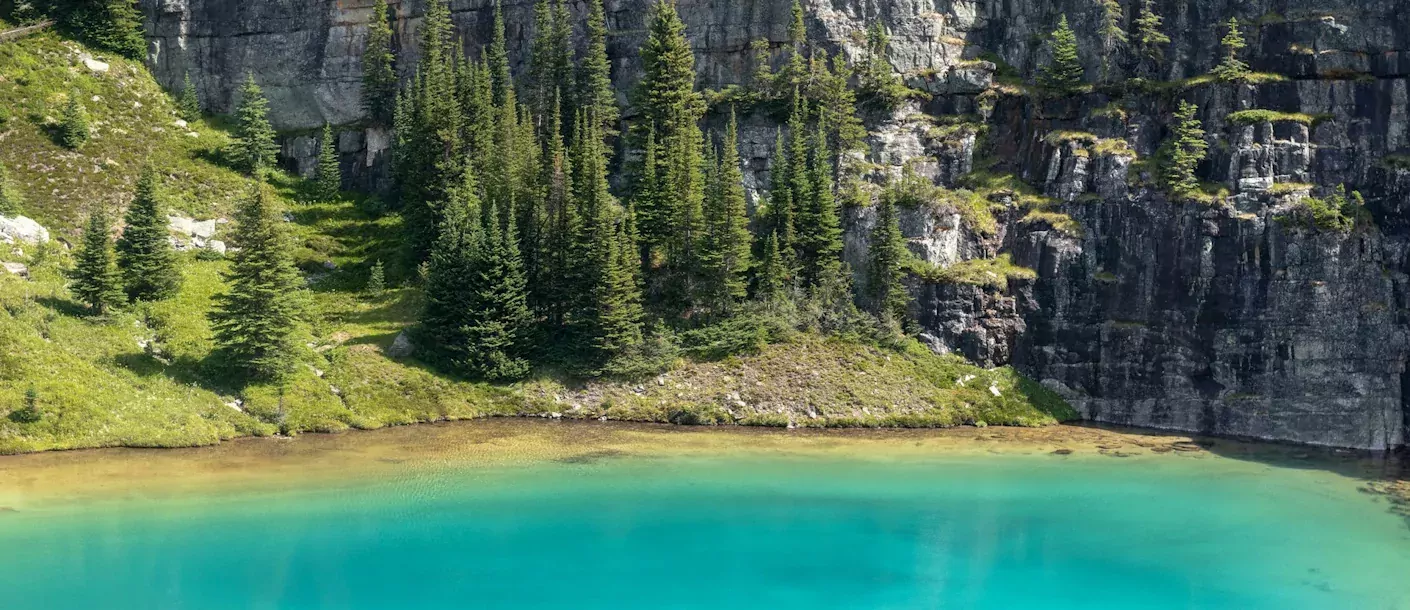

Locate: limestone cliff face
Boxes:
[140,0,1410,449]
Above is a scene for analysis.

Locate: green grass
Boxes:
[907,254,1037,289]
[1226,109,1325,126]
[0,30,1077,454]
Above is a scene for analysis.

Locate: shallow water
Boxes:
[0,421,1407,610]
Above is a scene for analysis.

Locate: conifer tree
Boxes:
[367,260,385,295]
[178,72,201,122]
[72,204,125,315]
[1098,0,1127,82]
[68,0,146,60]
[316,124,341,200]
[395,0,462,262]
[362,0,398,126]
[782,0,808,96]
[765,129,796,275]
[115,167,182,302]
[529,0,573,124]
[487,0,514,108]
[634,1,705,143]
[1160,100,1209,194]
[699,109,753,314]
[537,92,576,322]
[749,39,776,99]
[1133,0,1171,78]
[867,193,910,325]
[464,198,533,381]
[798,122,844,295]
[59,90,90,150]
[232,74,278,175]
[858,22,907,109]
[210,186,307,382]
[421,178,482,370]
[754,231,788,305]
[0,162,22,217]
[589,214,647,374]
[816,53,866,176]
[784,95,811,260]
[1041,15,1084,95]
[10,386,41,424]
[578,0,619,139]
[459,55,496,171]
[633,125,665,273]
[1211,18,1250,82]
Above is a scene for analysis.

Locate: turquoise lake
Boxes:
[0,422,1407,609]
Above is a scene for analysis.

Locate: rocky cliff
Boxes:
[137,0,1410,449]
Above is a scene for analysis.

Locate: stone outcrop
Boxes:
[141,0,1410,449]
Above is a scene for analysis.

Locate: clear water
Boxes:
[0,430,1408,609]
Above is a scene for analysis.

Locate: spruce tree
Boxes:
[1040,15,1084,95]
[1160,100,1209,194]
[72,204,125,315]
[232,74,279,175]
[858,22,907,109]
[817,53,866,176]
[799,122,844,296]
[1211,18,1250,82]
[0,162,22,217]
[1133,0,1171,78]
[699,109,753,314]
[784,95,810,261]
[867,193,910,325]
[362,0,398,126]
[394,0,462,262]
[316,124,341,200]
[528,0,573,123]
[421,180,483,371]
[367,260,386,295]
[487,0,514,108]
[464,198,533,381]
[633,125,665,274]
[178,72,201,122]
[749,39,776,99]
[537,92,576,322]
[59,90,90,150]
[782,0,808,96]
[578,0,619,139]
[754,231,788,305]
[1098,0,1127,82]
[590,214,647,374]
[115,167,182,302]
[765,129,796,276]
[210,186,307,382]
[68,0,146,60]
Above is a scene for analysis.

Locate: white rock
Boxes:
[989,385,1002,397]
[207,239,227,254]
[173,119,188,129]
[82,58,109,73]
[0,215,50,245]
[0,262,29,279]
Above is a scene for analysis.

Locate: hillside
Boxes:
[0,31,1071,454]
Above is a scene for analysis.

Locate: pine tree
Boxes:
[537,92,576,322]
[634,1,705,141]
[394,0,463,263]
[578,0,619,139]
[633,125,666,274]
[698,109,753,314]
[1098,0,1127,82]
[210,185,307,382]
[1040,15,1084,95]
[115,168,182,302]
[754,231,788,305]
[528,0,573,124]
[316,124,341,200]
[367,260,386,295]
[1133,0,1171,78]
[749,39,776,99]
[464,198,534,381]
[0,162,22,217]
[1211,18,1250,81]
[765,129,796,276]
[590,214,647,374]
[232,74,279,175]
[782,0,808,96]
[816,53,866,176]
[487,0,514,108]
[784,95,810,261]
[59,90,90,150]
[362,0,398,125]
[867,193,910,325]
[459,54,496,171]
[72,204,125,315]
[799,122,844,295]
[421,179,483,371]
[858,22,907,109]
[67,0,146,60]
[178,72,201,122]
[1160,100,1209,194]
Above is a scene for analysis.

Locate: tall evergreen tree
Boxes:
[421,177,483,370]
[487,0,514,108]
[754,231,788,305]
[394,0,462,262]
[1098,0,1127,82]
[858,22,907,109]
[59,90,90,150]
[459,54,497,172]
[536,92,576,322]
[867,193,910,325]
[816,53,866,176]
[210,186,307,382]
[588,212,647,374]
[1133,0,1171,78]
[66,0,146,60]
[798,122,844,295]
[578,0,619,139]
[784,94,810,262]
[699,109,753,314]
[315,124,341,200]
[633,125,666,274]
[361,0,398,126]
[178,72,201,122]
[1160,100,1209,194]
[528,0,573,124]
[782,0,808,96]
[0,162,22,217]
[232,74,279,175]
[72,204,125,315]
[1040,15,1084,94]
[115,167,181,302]
[464,198,534,380]
[1211,18,1250,81]
[764,129,796,276]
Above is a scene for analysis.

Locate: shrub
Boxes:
[1275,185,1367,233]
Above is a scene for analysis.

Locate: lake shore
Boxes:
[1,419,1405,515]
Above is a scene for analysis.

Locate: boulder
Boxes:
[0,215,50,245]
[387,331,415,358]
[0,262,29,279]
[168,215,218,239]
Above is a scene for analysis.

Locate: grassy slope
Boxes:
[0,33,1073,454]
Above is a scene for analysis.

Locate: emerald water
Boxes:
[0,422,1407,609]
